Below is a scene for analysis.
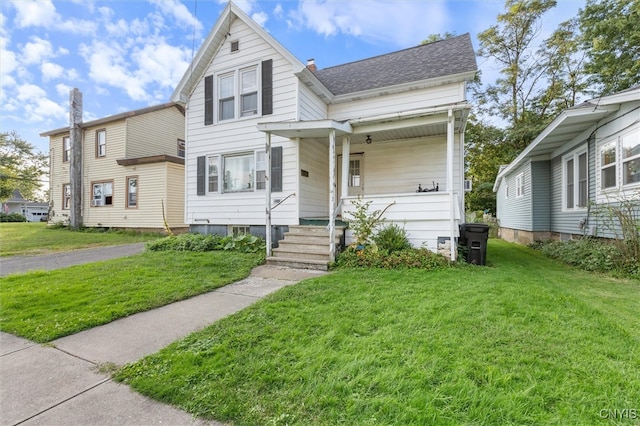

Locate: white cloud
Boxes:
[56,83,73,97]
[7,83,67,123]
[133,41,191,89]
[80,40,149,101]
[218,0,259,15]
[252,11,268,27]
[21,37,54,65]
[150,0,203,35]
[292,0,449,47]
[0,46,17,88]
[11,0,94,34]
[274,4,284,19]
[41,62,64,81]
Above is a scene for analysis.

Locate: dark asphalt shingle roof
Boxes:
[314,33,477,96]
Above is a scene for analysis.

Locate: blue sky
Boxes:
[1,0,585,155]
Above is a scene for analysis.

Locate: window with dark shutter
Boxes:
[271,146,282,192]
[197,156,206,196]
[261,59,273,116]
[204,75,214,125]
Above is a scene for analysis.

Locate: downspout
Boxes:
[447,109,457,261]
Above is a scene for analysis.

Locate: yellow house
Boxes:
[41,103,187,232]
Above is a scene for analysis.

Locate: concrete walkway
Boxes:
[0,252,326,425]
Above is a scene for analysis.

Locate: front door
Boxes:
[337,153,364,199]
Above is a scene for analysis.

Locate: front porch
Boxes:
[258,103,470,265]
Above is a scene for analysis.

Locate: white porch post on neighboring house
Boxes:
[265,131,272,258]
[447,109,457,261]
[341,136,350,203]
[329,129,337,262]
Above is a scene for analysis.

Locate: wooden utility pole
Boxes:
[69,88,83,229]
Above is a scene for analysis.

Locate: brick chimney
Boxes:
[306,58,317,72]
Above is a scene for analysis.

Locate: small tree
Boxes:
[344,197,394,246]
[0,131,48,201]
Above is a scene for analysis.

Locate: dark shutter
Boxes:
[261,59,273,116]
[271,146,282,192]
[197,156,206,196]
[204,75,214,125]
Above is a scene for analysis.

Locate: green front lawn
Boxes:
[0,251,263,342]
[116,240,640,425]
[0,222,162,257]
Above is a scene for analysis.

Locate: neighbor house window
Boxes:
[208,155,219,193]
[92,181,113,207]
[218,73,235,121]
[126,177,137,208]
[177,139,185,157]
[600,140,617,190]
[622,129,640,185]
[63,183,71,209]
[564,150,588,210]
[96,129,106,157]
[516,173,524,198]
[63,137,70,162]
[240,67,258,117]
[504,183,509,199]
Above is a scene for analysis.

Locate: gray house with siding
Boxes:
[494,86,640,244]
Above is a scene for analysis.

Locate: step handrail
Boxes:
[326,199,344,232]
[271,192,295,211]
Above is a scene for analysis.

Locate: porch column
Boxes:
[329,129,336,262]
[341,136,350,199]
[447,109,457,261]
[265,132,272,258]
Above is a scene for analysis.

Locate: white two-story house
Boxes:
[172,2,477,268]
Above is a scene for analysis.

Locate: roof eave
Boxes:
[494,104,618,185]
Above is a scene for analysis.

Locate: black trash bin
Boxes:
[459,223,489,265]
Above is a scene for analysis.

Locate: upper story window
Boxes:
[63,137,70,162]
[96,129,106,157]
[177,139,185,157]
[204,60,272,125]
[126,177,137,208]
[240,67,258,117]
[218,73,235,121]
[92,181,113,207]
[516,172,524,198]
[599,127,640,192]
[564,149,588,210]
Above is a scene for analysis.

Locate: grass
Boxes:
[0,222,162,257]
[0,251,263,342]
[116,240,640,425]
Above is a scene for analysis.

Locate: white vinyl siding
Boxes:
[328,83,464,121]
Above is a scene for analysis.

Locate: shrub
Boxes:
[0,212,27,222]
[334,245,451,270]
[373,223,412,253]
[344,197,394,246]
[145,233,265,254]
[532,237,639,277]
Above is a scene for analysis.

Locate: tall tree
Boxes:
[0,131,48,201]
[477,0,557,128]
[578,0,640,95]
[464,115,511,213]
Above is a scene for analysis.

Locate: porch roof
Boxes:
[256,120,352,139]
[257,103,471,143]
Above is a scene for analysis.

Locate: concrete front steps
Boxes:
[266,225,344,271]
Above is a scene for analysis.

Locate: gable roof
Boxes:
[493,86,640,191]
[171,2,306,104]
[314,34,477,96]
[40,102,184,137]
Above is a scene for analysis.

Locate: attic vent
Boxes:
[230,40,239,52]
